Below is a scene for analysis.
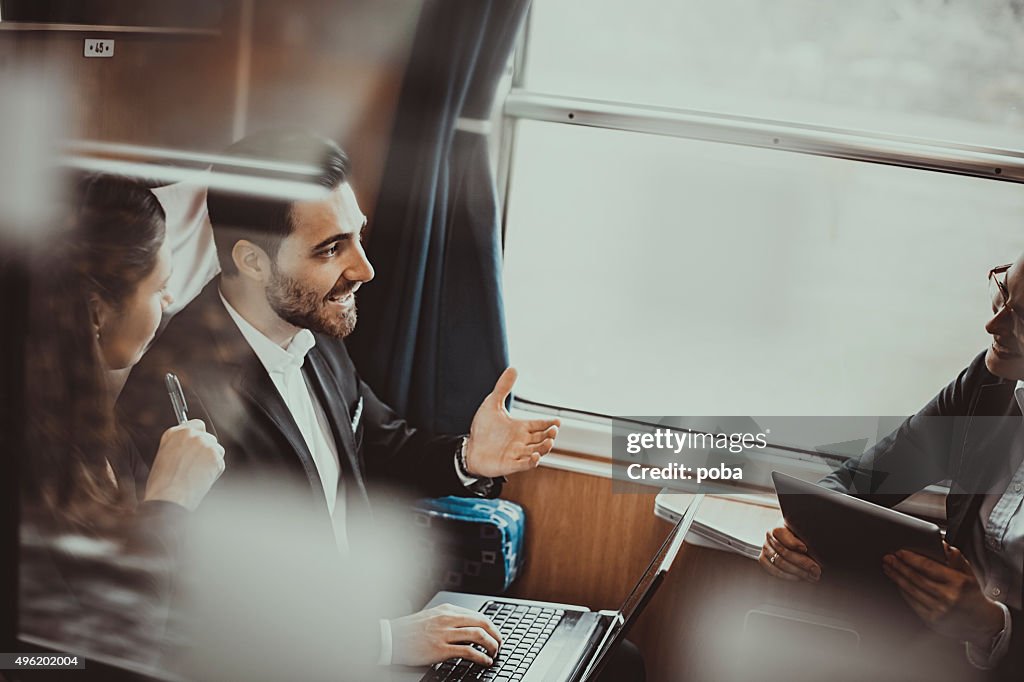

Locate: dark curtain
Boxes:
[347,0,530,434]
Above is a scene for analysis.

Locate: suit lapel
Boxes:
[233,365,328,508]
[191,280,328,507]
[305,347,369,508]
[962,382,1019,472]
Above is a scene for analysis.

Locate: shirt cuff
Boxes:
[377,618,393,666]
[965,602,1012,670]
[455,454,481,487]
[454,437,494,496]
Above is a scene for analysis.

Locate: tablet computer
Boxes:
[771,471,945,575]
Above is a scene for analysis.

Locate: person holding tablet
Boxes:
[758,254,1024,678]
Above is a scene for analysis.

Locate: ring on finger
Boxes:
[769,551,778,565]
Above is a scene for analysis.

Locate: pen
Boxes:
[165,372,189,425]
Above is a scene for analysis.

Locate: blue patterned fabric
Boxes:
[413,496,526,594]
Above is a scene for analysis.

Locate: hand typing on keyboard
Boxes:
[424,602,565,682]
[390,603,503,667]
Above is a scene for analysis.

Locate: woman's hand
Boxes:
[883,542,1005,647]
[144,419,225,511]
[759,525,822,582]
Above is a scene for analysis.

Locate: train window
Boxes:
[501,1,1024,432]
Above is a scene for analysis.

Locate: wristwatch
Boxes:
[456,436,473,478]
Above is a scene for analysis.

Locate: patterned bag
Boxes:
[412,496,526,595]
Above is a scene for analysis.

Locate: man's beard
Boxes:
[266,265,357,338]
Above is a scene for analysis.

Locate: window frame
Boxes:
[495,5,1024,501]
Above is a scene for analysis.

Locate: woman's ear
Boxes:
[88,292,108,342]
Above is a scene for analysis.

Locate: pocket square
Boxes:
[350,396,363,432]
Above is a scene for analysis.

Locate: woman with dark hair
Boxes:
[19,174,225,663]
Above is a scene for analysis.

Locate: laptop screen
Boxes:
[580,493,704,681]
[618,493,703,624]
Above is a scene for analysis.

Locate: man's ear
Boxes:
[232,239,272,282]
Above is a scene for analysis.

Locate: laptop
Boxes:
[408,494,704,682]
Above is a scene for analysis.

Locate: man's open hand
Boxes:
[464,368,560,478]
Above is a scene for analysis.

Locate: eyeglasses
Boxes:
[989,263,1013,314]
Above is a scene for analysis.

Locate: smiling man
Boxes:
[759,253,1024,679]
[117,131,560,668]
[263,184,366,338]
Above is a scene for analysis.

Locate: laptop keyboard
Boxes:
[420,601,565,682]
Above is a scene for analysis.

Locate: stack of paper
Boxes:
[654,491,782,560]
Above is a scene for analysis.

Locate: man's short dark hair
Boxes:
[206,130,350,276]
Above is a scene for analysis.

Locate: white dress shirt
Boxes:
[965,380,1024,668]
[219,292,348,553]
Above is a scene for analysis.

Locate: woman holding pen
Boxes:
[19,174,225,662]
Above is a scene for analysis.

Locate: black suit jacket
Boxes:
[117,280,498,527]
[820,350,1023,679]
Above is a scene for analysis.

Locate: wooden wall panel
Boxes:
[503,465,670,611]
[0,0,414,211]
[0,8,242,151]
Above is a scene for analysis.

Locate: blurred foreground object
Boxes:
[178,479,439,682]
[0,71,63,248]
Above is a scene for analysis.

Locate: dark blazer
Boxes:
[820,350,1023,679]
[117,279,497,528]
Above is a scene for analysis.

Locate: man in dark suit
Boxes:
[759,256,1024,679]
[117,131,560,669]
